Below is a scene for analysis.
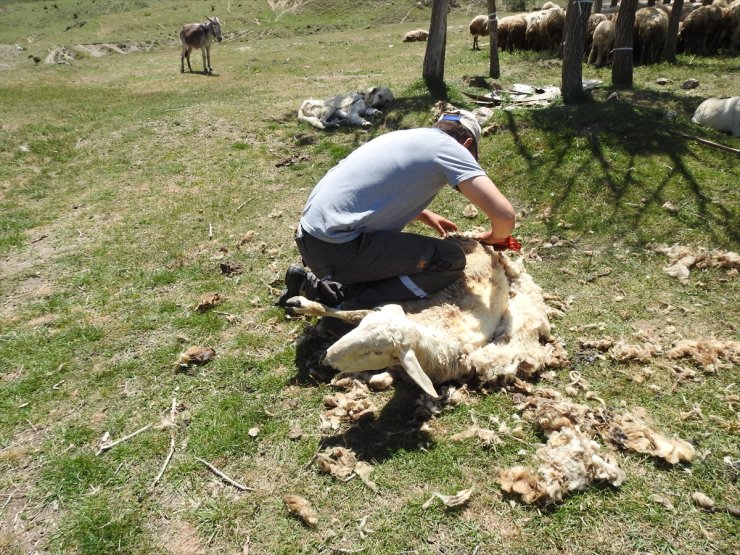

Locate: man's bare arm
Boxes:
[457,175,515,243]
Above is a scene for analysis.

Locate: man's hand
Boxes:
[473,230,521,251]
[416,210,458,237]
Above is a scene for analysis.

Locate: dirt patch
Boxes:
[153,518,204,555]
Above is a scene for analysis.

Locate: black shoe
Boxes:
[275,264,307,307]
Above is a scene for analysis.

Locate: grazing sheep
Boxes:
[498,14,528,52]
[678,5,727,54]
[180,16,223,74]
[585,12,608,57]
[524,10,549,51]
[634,7,669,64]
[286,238,557,398]
[541,6,566,51]
[589,20,616,66]
[403,29,429,42]
[469,15,489,50]
[691,96,740,136]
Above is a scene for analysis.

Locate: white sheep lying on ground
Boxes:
[691,96,740,136]
[285,237,559,397]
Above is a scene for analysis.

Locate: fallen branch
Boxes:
[674,131,740,156]
[196,457,254,491]
[96,423,152,456]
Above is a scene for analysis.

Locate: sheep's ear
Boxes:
[400,349,439,398]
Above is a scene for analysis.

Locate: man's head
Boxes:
[434,109,481,160]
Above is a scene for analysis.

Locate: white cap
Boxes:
[437,109,481,146]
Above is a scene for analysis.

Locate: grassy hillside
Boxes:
[1,1,738,553]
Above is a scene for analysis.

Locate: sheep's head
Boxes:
[324,304,439,398]
[366,87,395,109]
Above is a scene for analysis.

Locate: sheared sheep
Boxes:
[403,29,429,42]
[589,20,616,67]
[285,237,557,398]
[469,15,489,50]
[691,96,740,136]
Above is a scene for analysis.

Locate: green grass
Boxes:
[1,1,739,553]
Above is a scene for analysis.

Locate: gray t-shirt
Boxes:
[300,128,485,243]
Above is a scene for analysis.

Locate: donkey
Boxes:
[180,16,223,74]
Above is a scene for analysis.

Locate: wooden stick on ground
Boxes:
[96,423,152,456]
[195,457,254,491]
[152,435,176,487]
[675,131,740,156]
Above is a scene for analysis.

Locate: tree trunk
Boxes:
[488,0,500,78]
[594,0,603,13]
[662,0,683,63]
[423,0,449,83]
[612,0,639,88]
[561,0,592,103]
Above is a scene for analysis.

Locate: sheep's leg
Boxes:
[347,112,372,128]
[283,296,371,324]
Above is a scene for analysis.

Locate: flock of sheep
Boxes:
[467,0,740,67]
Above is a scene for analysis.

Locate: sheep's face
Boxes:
[325,305,418,373]
[324,304,439,397]
[367,87,395,109]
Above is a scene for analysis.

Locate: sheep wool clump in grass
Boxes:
[499,426,626,507]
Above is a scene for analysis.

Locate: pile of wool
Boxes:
[499,427,625,506]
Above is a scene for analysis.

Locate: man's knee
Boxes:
[434,241,466,273]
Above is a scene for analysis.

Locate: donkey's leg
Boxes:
[283,296,370,324]
[185,47,193,72]
[181,45,187,73]
[205,46,212,73]
[201,48,208,74]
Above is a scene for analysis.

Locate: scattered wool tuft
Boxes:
[284,495,318,527]
[609,341,661,362]
[316,447,358,481]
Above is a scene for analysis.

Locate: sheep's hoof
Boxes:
[283,296,310,312]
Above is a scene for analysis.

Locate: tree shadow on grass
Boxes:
[495,87,738,246]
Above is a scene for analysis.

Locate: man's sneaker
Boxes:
[275,264,307,307]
